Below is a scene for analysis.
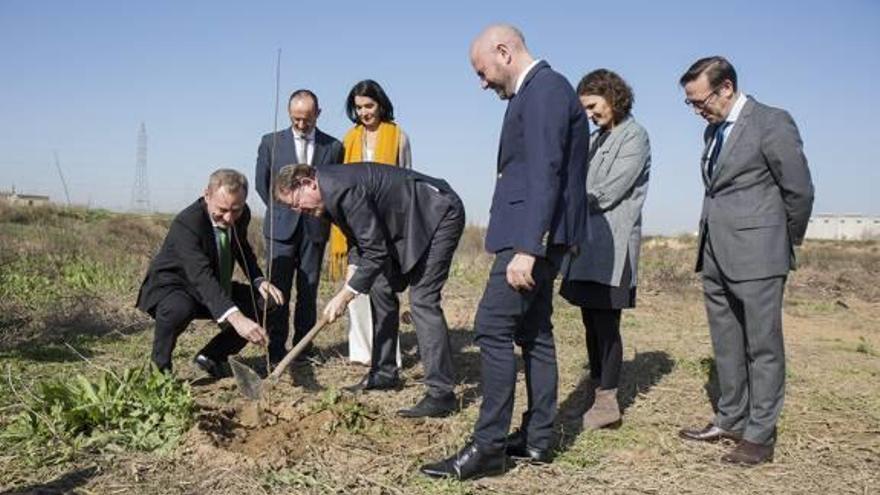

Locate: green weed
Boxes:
[311,388,376,434]
[0,254,128,309]
[0,364,194,465]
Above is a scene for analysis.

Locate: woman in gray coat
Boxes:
[561,69,651,430]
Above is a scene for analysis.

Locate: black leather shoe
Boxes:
[397,392,457,418]
[679,423,743,443]
[192,354,224,379]
[505,428,553,464]
[721,439,774,465]
[344,372,402,393]
[420,440,509,480]
[292,345,324,367]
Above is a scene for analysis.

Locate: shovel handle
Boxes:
[268,315,329,380]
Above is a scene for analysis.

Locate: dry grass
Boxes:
[0,205,878,494]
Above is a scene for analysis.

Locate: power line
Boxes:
[53,150,72,206]
[130,122,151,213]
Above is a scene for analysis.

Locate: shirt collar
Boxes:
[725,92,747,125]
[513,59,542,96]
[292,127,316,141]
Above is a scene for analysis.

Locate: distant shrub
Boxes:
[638,236,700,294]
[790,240,880,302]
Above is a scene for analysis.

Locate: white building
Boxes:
[805,214,880,241]
[0,189,50,207]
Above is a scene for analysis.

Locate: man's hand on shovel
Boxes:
[323,287,356,323]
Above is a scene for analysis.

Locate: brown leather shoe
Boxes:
[721,440,774,465]
[679,423,743,443]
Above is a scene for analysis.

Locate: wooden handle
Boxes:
[268,315,329,380]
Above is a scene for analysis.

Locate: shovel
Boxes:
[229,315,329,400]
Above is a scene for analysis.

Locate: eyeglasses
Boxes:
[281,182,305,209]
[684,88,719,110]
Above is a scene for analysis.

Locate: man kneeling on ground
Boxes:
[136,168,284,377]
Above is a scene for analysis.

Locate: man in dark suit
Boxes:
[136,169,284,376]
[255,89,343,365]
[421,24,589,480]
[274,162,465,418]
[677,57,814,465]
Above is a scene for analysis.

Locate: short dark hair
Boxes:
[289,89,319,109]
[576,69,634,124]
[273,163,315,201]
[345,79,395,124]
[679,56,738,92]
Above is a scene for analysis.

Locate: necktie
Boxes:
[217,227,232,295]
[707,122,729,178]
[299,135,309,164]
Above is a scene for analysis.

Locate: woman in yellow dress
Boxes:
[330,79,411,367]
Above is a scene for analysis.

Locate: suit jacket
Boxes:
[135,198,264,320]
[566,117,651,287]
[317,163,461,294]
[255,127,344,242]
[696,97,814,281]
[486,60,589,256]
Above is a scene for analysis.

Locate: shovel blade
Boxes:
[228,356,263,401]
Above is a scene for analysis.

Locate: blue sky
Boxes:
[1,0,878,233]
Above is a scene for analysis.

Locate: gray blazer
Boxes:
[696,97,814,281]
[567,117,651,287]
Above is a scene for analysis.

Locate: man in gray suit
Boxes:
[677,56,814,465]
[255,89,343,366]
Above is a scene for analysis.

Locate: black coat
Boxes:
[317,163,462,293]
[135,198,263,320]
[255,127,344,242]
[487,60,589,256]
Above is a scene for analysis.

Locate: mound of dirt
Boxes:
[185,399,325,468]
[180,384,390,471]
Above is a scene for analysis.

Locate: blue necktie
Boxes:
[707,122,729,178]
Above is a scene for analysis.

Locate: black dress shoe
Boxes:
[721,439,774,465]
[291,345,324,367]
[679,423,743,443]
[344,372,402,393]
[192,354,224,379]
[505,428,553,464]
[397,392,457,418]
[420,440,510,480]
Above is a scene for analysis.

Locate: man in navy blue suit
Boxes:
[421,24,589,480]
[255,89,344,366]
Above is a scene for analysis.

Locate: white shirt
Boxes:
[723,92,748,138]
[292,128,316,165]
[513,59,542,96]
[709,92,747,158]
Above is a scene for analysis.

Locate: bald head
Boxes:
[470,24,527,58]
[469,24,533,100]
